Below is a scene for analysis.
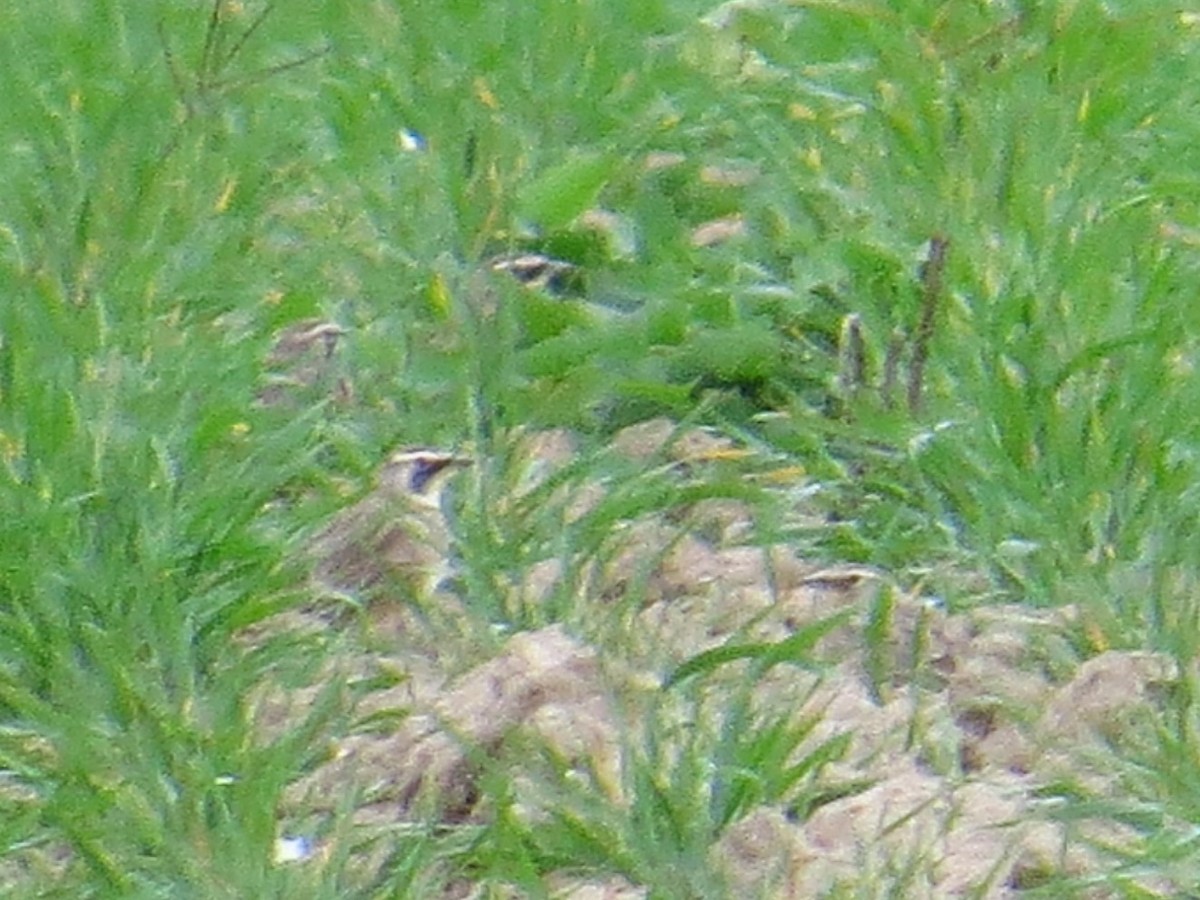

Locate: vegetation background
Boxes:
[2,0,1200,895]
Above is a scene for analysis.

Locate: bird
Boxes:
[307,448,471,603]
[268,319,346,367]
[489,252,582,296]
[257,318,351,409]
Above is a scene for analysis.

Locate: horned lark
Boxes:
[308,449,470,600]
[495,250,647,313]
[258,318,350,408]
[489,252,581,296]
[268,319,346,365]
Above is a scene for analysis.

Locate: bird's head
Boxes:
[378,448,471,507]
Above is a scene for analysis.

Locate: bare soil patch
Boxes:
[258,412,1182,897]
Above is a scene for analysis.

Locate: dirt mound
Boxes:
[260,420,1180,897]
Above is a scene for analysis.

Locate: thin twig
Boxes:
[199,0,224,90]
[157,21,193,117]
[882,326,905,410]
[907,235,948,414]
[838,313,867,398]
[211,45,330,94]
[155,4,327,164]
[222,1,276,70]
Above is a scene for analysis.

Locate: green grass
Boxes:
[4,0,1200,894]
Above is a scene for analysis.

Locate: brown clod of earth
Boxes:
[287,625,622,824]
